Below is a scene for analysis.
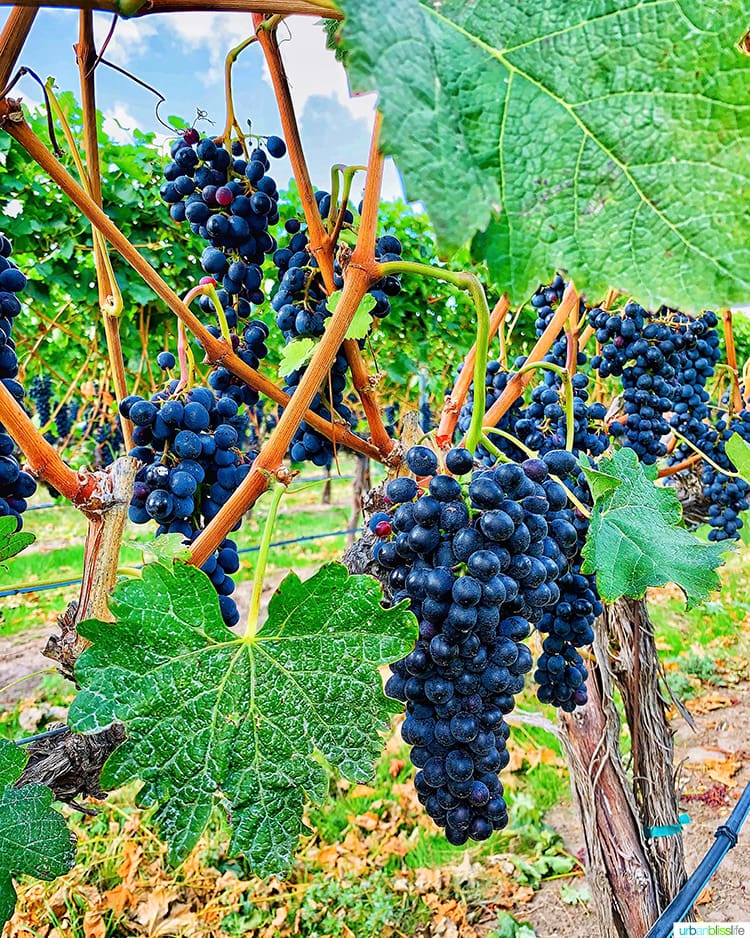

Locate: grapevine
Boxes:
[0,5,749,938]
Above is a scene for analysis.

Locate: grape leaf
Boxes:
[337,0,750,311]
[581,448,725,607]
[332,291,376,341]
[578,459,621,503]
[278,337,317,379]
[725,432,750,482]
[0,516,35,569]
[136,533,193,565]
[0,740,76,928]
[68,562,416,875]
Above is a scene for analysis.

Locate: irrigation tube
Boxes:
[645,780,750,937]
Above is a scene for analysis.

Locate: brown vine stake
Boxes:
[0,100,382,464]
[75,9,134,452]
[189,113,387,567]
[0,6,37,91]
[473,283,580,436]
[256,19,395,458]
[437,295,510,445]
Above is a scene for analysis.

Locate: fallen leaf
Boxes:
[83,911,105,938]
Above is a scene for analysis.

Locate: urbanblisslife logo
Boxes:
[674,927,750,937]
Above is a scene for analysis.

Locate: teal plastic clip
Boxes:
[645,814,691,838]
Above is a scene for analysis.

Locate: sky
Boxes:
[0,8,405,201]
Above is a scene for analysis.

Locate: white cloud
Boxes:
[158,12,255,85]
[267,18,376,127]
[93,12,158,67]
[101,102,138,144]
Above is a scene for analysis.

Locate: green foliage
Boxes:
[581,448,726,607]
[1,94,198,388]
[0,740,77,927]
[68,561,417,875]
[491,912,538,938]
[0,516,35,568]
[337,1,750,312]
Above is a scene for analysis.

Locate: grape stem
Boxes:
[669,427,744,479]
[437,295,509,446]
[482,426,536,458]
[479,433,511,463]
[517,360,576,453]
[245,479,286,639]
[218,33,257,146]
[377,261,491,455]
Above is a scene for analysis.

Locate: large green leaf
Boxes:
[0,740,77,928]
[68,562,416,875]
[581,448,726,607]
[338,0,750,311]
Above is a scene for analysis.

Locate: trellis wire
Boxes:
[0,527,359,598]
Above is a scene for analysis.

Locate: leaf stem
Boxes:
[480,433,511,463]
[245,480,286,639]
[378,261,491,454]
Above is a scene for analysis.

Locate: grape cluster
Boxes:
[161,129,286,311]
[0,233,37,528]
[530,451,599,709]
[121,382,254,626]
[29,375,54,432]
[270,212,402,465]
[700,409,750,541]
[372,445,580,844]
[591,303,720,465]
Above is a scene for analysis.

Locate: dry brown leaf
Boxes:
[389,758,406,778]
[350,811,380,831]
[102,884,136,917]
[133,885,173,932]
[82,911,106,938]
[117,842,144,884]
[701,758,742,787]
[349,784,376,798]
[687,691,739,715]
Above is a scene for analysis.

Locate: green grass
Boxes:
[0,462,367,638]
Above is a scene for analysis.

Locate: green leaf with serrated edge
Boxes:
[578,458,621,504]
[278,337,317,379]
[0,740,76,928]
[581,448,725,608]
[0,516,35,568]
[338,0,750,311]
[326,291,376,341]
[725,432,750,482]
[68,562,416,875]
